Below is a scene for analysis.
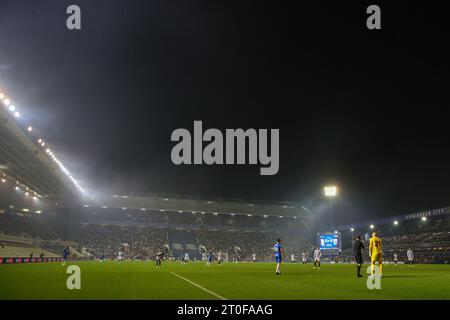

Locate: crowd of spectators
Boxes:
[67,223,307,262]
[70,224,168,259]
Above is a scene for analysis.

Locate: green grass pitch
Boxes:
[1,261,450,299]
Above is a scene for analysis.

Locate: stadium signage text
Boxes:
[171,121,279,175]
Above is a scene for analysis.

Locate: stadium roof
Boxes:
[0,101,81,200]
[331,206,450,232]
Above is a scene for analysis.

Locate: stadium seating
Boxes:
[0,245,59,258]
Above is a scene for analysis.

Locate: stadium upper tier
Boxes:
[84,193,311,219]
[0,104,80,199]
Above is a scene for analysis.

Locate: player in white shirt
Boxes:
[118,251,123,263]
[252,253,256,263]
[393,253,398,265]
[301,251,307,264]
[407,248,414,267]
[313,247,321,269]
[218,251,222,265]
[290,254,295,263]
[184,252,190,263]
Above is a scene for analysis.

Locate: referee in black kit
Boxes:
[353,235,365,278]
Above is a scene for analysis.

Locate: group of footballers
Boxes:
[354,232,416,278]
[274,232,416,277]
[272,239,322,274]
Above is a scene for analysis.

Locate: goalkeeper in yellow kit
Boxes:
[369,231,383,276]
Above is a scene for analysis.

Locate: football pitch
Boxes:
[1,261,450,300]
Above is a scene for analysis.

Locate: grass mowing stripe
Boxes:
[170,271,227,300]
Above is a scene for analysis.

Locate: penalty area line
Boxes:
[170,271,227,300]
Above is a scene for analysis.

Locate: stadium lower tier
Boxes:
[69,223,308,262]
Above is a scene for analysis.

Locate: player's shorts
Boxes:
[314,258,320,262]
[371,252,382,263]
[275,256,282,263]
[355,254,363,264]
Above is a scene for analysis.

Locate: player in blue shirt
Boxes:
[206,250,213,267]
[274,239,287,275]
[62,246,70,266]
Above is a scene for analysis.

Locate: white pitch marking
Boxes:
[170,271,227,300]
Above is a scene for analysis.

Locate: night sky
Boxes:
[0,1,449,227]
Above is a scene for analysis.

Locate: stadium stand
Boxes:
[336,208,450,264]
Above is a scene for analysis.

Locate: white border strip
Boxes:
[170,271,227,300]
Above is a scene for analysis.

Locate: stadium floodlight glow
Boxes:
[32,196,37,200]
[324,185,338,228]
[164,198,169,201]
[1,178,5,183]
[350,228,354,232]
[0,92,4,99]
[14,111,20,117]
[140,208,146,211]
[160,209,165,212]
[15,186,20,190]
[247,214,252,217]
[370,224,375,229]
[324,186,337,197]
[27,126,32,132]
[422,216,427,221]
[9,105,15,111]
[102,206,108,209]
[178,210,183,213]
[46,148,50,153]
[334,230,338,234]
[207,201,213,204]
[394,220,399,225]
[4,98,10,105]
